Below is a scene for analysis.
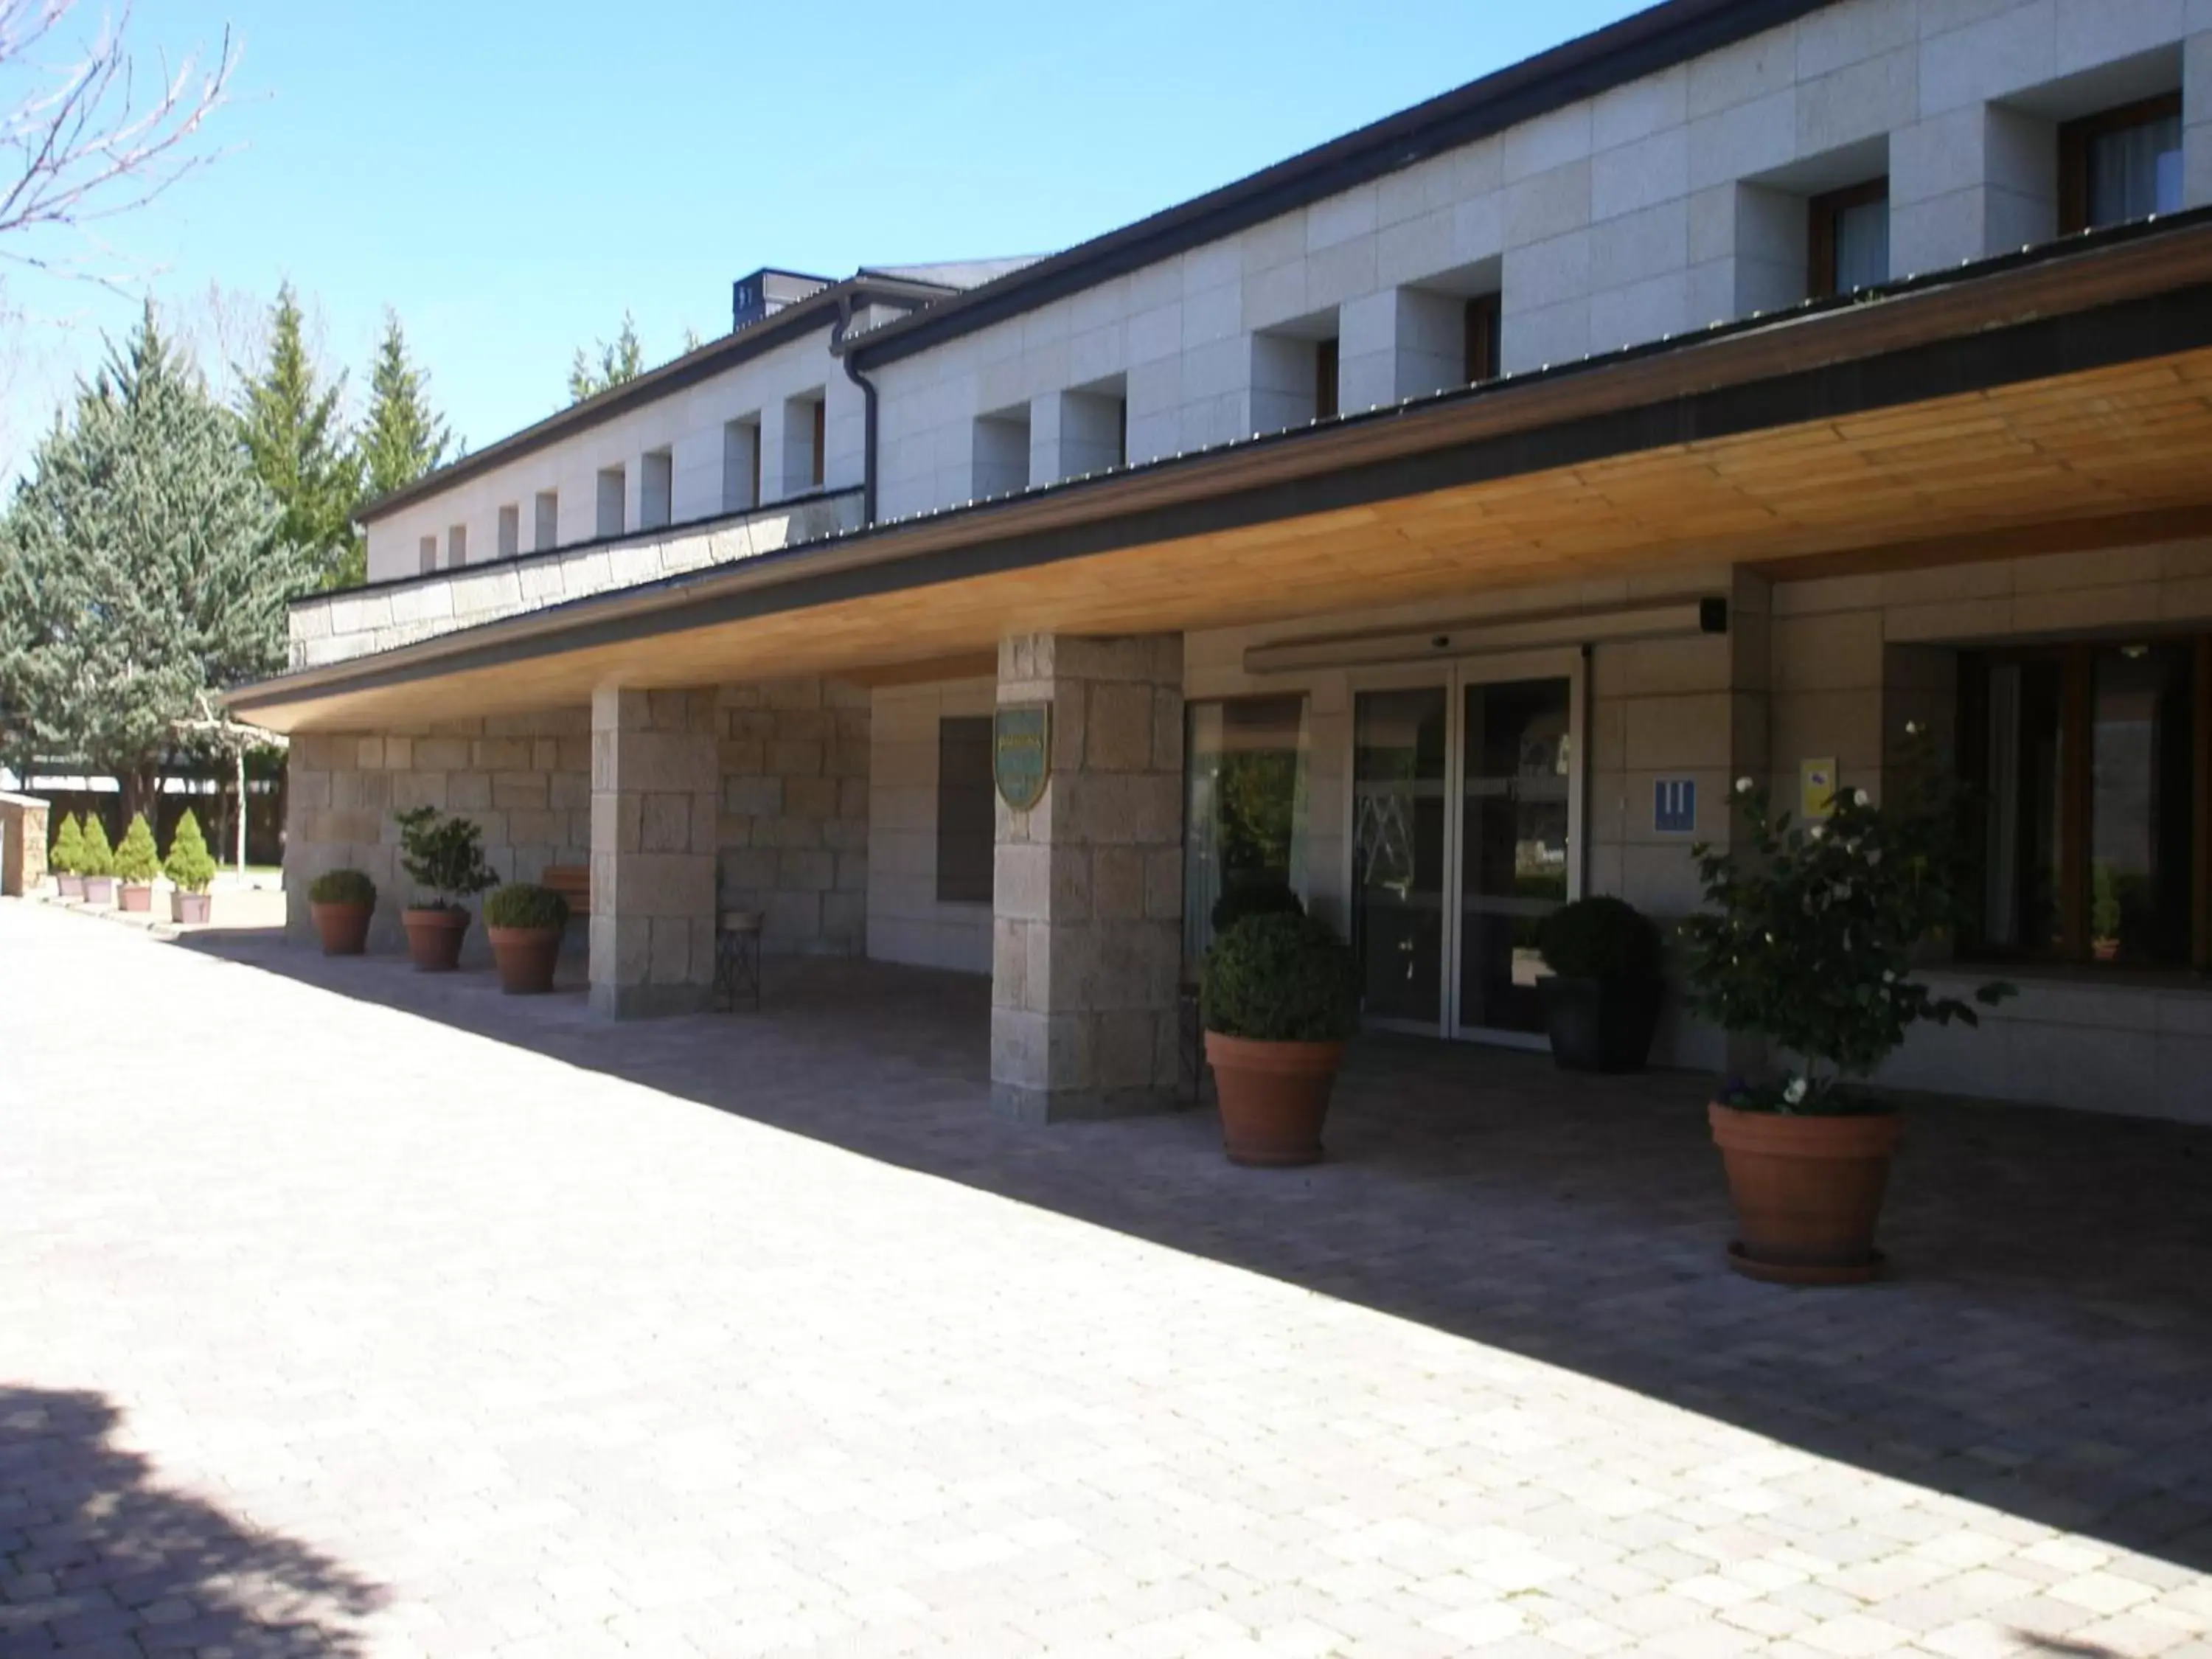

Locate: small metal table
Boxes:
[714,908,763,1012]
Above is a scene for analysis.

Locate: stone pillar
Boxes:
[991,633,1185,1123]
[590,686,719,1018]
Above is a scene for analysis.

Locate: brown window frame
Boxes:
[1464,292,1502,384]
[1959,634,2212,971]
[1312,336,1340,421]
[1807,177,1888,300]
[2058,91,2183,234]
[935,715,995,905]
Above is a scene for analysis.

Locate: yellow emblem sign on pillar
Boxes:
[1800,757,1839,820]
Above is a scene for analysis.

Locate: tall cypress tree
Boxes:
[358,308,453,503]
[237,282,364,589]
[1,302,313,820]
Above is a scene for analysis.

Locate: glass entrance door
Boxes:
[1350,655,1582,1044]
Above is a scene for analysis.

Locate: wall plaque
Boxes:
[993,703,1053,812]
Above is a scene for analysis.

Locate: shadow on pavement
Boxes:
[174,928,2212,1579]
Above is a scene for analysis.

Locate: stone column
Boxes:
[991,633,1184,1123]
[590,686,719,1018]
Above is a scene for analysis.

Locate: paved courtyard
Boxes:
[4,899,2212,1658]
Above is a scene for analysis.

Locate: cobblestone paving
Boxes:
[4,898,2211,1658]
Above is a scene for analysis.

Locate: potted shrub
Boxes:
[1209,877,1304,936]
[1202,911,1359,1166]
[483,883,570,994]
[49,813,85,900]
[1680,727,2012,1284]
[1537,895,1664,1073]
[112,813,160,912]
[78,814,116,905]
[163,810,218,924]
[307,868,377,955]
[394,805,496,972]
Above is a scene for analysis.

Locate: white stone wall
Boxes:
[295,491,863,670]
[866,677,997,975]
[362,325,866,585]
[869,0,2212,522]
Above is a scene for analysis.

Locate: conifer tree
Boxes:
[568,310,645,403]
[164,809,217,893]
[358,308,453,503]
[114,812,159,883]
[237,282,364,589]
[79,813,113,877]
[49,812,83,875]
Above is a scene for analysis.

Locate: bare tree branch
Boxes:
[0,0,235,279]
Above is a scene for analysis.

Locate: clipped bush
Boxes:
[1208,877,1304,938]
[483,882,570,931]
[308,868,377,908]
[48,813,84,875]
[1539,895,1663,983]
[392,806,497,909]
[77,813,114,877]
[163,810,219,894]
[1203,911,1359,1043]
[112,813,161,883]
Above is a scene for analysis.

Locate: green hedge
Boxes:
[1202,911,1358,1043]
[484,883,570,931]
[308,868,377,908]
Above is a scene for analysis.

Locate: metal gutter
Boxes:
[830,296,880,526]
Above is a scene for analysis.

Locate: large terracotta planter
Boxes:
[402,906,470,972]
[117,882,153,914]
[82,875,115,905]
[1206,1032,1346,1166]
[310,900,372,956]
[1709,1101,1902,1285]
[170,891,212,925]
[56,874,84,900]
[487,925,562,995]
[1540,975,1661,1073]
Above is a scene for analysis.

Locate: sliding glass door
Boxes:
[1350,653,1583,1045]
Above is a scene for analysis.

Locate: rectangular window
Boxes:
[1964,639,2201,967]
[1464,293,1503,384]
[641,448,673,529]
[1183,695,1311,964]
[1313,336,1340,421]
[534,490,559,552]
[596,466,625,538]
[497,504,520,558]
[723,417,760,513]
[781,392,825,497]
[418,535,437,574]
[973,404,1032,498]
[2060,93,2183,233]
[935,716,995,904]
[1809,178,1889,298]
[445,524,466,568]
[810,398,826,488]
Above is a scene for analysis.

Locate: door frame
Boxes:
[1344,647,1586,1047]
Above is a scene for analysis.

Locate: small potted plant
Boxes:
[483,882,571,994]
[1537,895,1663,1072]
[163,810,218,924]
[1681,726,2012,1284]
[78,813,116,905]
[1202,910,1359,1166]
[394,805,497,972]
[308,868,378,955]
[49,813,85,900]
[112,813,161,912]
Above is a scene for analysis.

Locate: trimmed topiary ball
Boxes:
[1208,877,1305,938]
[483,883,570,931]
[308,868,377,908]
[1539,895,1663,983]
[1203,911,1359,1043]
[163,810,219,894]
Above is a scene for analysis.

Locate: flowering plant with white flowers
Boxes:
[1680,725,2012,1114]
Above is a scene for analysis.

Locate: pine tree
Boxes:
[49,812,83,875]
[114,812,159,883]
[237,282,364,591]
[2,302,315,821]
[164,808,218,893]
[568,311,645,403]
[79,813,114,877]
[358,308,453,505]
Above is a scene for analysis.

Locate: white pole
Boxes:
[235,745,247,877]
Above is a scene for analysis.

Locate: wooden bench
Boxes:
[541,863,591,921]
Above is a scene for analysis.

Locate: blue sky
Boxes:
[3,0,1648,473]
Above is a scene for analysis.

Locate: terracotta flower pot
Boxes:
[402,906,470,972]
[118,882,153,914]
[487,925,562,995]
[83,875,116,905]
[1709,1101,1902,1285]
[1205,1032,1346,1166]
[171,891,212,925]
[310,900,373,956]
[56,874,84,900]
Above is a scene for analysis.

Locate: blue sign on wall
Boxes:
[1654,777,1697,835]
